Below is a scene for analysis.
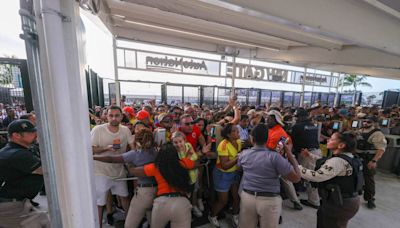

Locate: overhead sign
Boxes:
[226,63,289,82]
[116,47,338,87]
[146,56,208,71]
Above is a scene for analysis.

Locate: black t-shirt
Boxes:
[0,142,43,199]
[291,120,320,155]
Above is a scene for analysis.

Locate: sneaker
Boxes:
[141,221,149,228]
[300,199,319,209]
[193,206,203,218]
[198,199,205,211]
[367,200,376,209]
[232,214,239,227]
[293,201,303,210]
[208,215,220,227]
[30,200,40,207]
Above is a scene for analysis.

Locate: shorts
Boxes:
[95,175,129,206]
[213,168,240,192]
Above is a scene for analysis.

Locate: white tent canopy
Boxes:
[86,0,400,79]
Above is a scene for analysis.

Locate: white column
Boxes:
[334,73,341,107]
[113,37,121,107]
[34,0,97,227]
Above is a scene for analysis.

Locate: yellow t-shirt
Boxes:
[177,143,199,184]
[216,139,242,172]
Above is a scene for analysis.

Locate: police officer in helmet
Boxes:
[0,119,50,227]
[356,115,387,209]
[300,132,362,228]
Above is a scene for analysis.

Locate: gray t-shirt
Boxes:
[122,148,157,185]
[238,146,293,193]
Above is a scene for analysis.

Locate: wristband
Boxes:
[371,159,377,163]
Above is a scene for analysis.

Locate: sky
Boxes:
[1,1,400,97]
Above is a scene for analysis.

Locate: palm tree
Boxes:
[340,74,372,105]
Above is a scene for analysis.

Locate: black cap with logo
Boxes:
[7,119,37,135]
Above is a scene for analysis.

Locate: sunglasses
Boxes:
[183,122,194,126]
[363,120,373,124]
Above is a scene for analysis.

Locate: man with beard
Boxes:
[356,116,387,209]
[179,114,206,150]
[0,120,50,227]
[91,106,133,227]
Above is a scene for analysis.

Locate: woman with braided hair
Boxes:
[93,128,158,228]
[129,142,196,228]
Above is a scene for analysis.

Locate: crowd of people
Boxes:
[1,96,400,227]
[86,97,396,228]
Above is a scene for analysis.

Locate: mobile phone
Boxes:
[351,120,359,128]
[332,121,340,130]
[381,119,389,127]
[112,138,121,149]
[155,128,166,145]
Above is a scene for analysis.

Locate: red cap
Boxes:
[136,110,150,120]
[123,106,135,117]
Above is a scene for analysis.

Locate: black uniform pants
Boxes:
[358,153,376,201]
[317,196,360,228]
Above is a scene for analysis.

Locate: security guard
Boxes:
[356,116,387,209]
[300,132,362,228]
[0,119,50,227]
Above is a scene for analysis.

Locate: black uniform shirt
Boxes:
[291,120,320,155]
[0,142,43,199]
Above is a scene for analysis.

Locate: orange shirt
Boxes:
[143,158,195,196]
[266,124,290,150]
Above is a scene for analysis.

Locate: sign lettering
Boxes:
[146,56,207,71]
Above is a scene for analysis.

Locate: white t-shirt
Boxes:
[91,123,133,178]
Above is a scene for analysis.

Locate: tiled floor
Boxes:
[34,172,400,228]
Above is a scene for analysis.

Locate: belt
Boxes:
[244,189,280,197]
[158,192,184,198]
[342,192,359,199]
[0,197,22,203]
[138,183,157,188]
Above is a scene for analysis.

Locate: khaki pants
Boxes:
[0,199,50,228]
[151,196,192,228]
[239,191,282,228]
[124,187,157,228]
[299,148,322,206]
[280,178,300,203]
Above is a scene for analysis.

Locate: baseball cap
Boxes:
[123,106,135,117]
[267,110,284,126]
[365,115,378,123]
[294,108,308,117]
[136,110,150,120]
[8,119,37,135]
[157,113,173,122]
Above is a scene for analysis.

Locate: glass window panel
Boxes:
[261,90,271,106]
[271,91,282,106]
[184,86,199,104]
[248,89,259,105]
[167,85,183,105]
[117,49,125,67]
[124,50,136,68]
[283,92,293,107]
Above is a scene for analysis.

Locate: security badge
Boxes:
[21,123,28,129]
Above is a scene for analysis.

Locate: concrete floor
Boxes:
[35,172,400,228]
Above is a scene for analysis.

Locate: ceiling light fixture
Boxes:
[122,19,280,52]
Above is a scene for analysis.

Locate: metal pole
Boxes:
[113,37,121,106]
[231,56,236,96]
[334,73,340,107]
[300,67,307,107]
